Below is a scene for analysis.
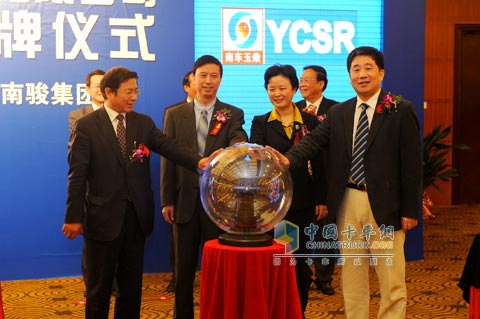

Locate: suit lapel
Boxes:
[365,89,387,151]
[204,101,221,156]
[181,102,198,153]
[317,99,328,115]
[343,99,356,157]
[125,112,139,166]
[97,108,126,168]
[271,119,289,141]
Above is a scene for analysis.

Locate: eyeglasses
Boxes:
[121,89,141,97]
[299,77,317,84]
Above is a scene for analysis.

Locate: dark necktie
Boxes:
[349,103,369,185]
[197,109,209,156]
[117,114,127,158]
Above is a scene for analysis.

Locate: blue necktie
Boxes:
[197,109,209,156]
[349,103,369,185]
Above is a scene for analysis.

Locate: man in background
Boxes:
[296,65,338,295]
[163,70,196,293]
[160,55,247,319]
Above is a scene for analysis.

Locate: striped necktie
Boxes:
[349,103,369,185]
[197,109,209,156]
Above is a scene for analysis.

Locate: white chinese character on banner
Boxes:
[81,0,114,5]
[0,11,13,58]
[110,14,155,61]
[76,83,91,105]
[53,12,99,60]
[123,0,156,8]
[12,10,42,59]
[25,82,49,105]
[51,82,73,105]
[1,81,24,105]
[52,0,75,4]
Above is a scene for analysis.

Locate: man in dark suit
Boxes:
[296,65,338,295]
[160,55,247,319]
[163,70,196,293]
[62,66,213,319]
[68,69,120,298]
[270,46,422,319]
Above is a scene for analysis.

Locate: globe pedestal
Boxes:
[218,233,272,247]
[200,143,293,248]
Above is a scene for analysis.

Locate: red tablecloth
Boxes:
[0,281,4,319]
[470,286,480,319]
[200,239,302,319]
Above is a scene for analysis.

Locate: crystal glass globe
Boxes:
[200,143,293,246]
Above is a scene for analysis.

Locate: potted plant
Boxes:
[422,124,470,219]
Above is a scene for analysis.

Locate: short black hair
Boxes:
[86,69,105,87]
[347,46,384,72]
[100,66,138,99]
[264,64,299,91]
[303,65,328,91]
[182,71,193,86]
[193,55,223,77]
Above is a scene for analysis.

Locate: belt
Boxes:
[346,182,367,191]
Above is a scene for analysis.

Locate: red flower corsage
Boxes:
[317,113,327,122]
[376,92,402,114]
[209,108,232,136]
[293,124,310,144]
[130,141,150,163]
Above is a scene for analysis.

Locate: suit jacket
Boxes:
[68,105,94,133]
[295,97,338,204]
[65,108,201,241]
[286,89,422,230]
[250,107,322,215]
[160,99,248,223]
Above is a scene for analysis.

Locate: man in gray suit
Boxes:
[270,46,422,319]
[160,55,247,319]
[163,70,196,293]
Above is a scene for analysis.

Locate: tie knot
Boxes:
[361,103,369,110]
[117,114,124,122]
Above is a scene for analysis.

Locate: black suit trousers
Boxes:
[85,202,145,319]
[173,195,222,319]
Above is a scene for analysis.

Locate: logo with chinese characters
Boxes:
[221,8,265,65]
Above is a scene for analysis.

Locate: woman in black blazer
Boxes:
[250,64,324,318]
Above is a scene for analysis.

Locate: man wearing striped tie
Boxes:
[268,46,422,319]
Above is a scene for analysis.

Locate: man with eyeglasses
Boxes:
[67,69,121,300]
[63,66,217,319]
[296,65,339,295]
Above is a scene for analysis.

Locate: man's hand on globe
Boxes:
[198,148,224,170]
[265,146,290,171]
